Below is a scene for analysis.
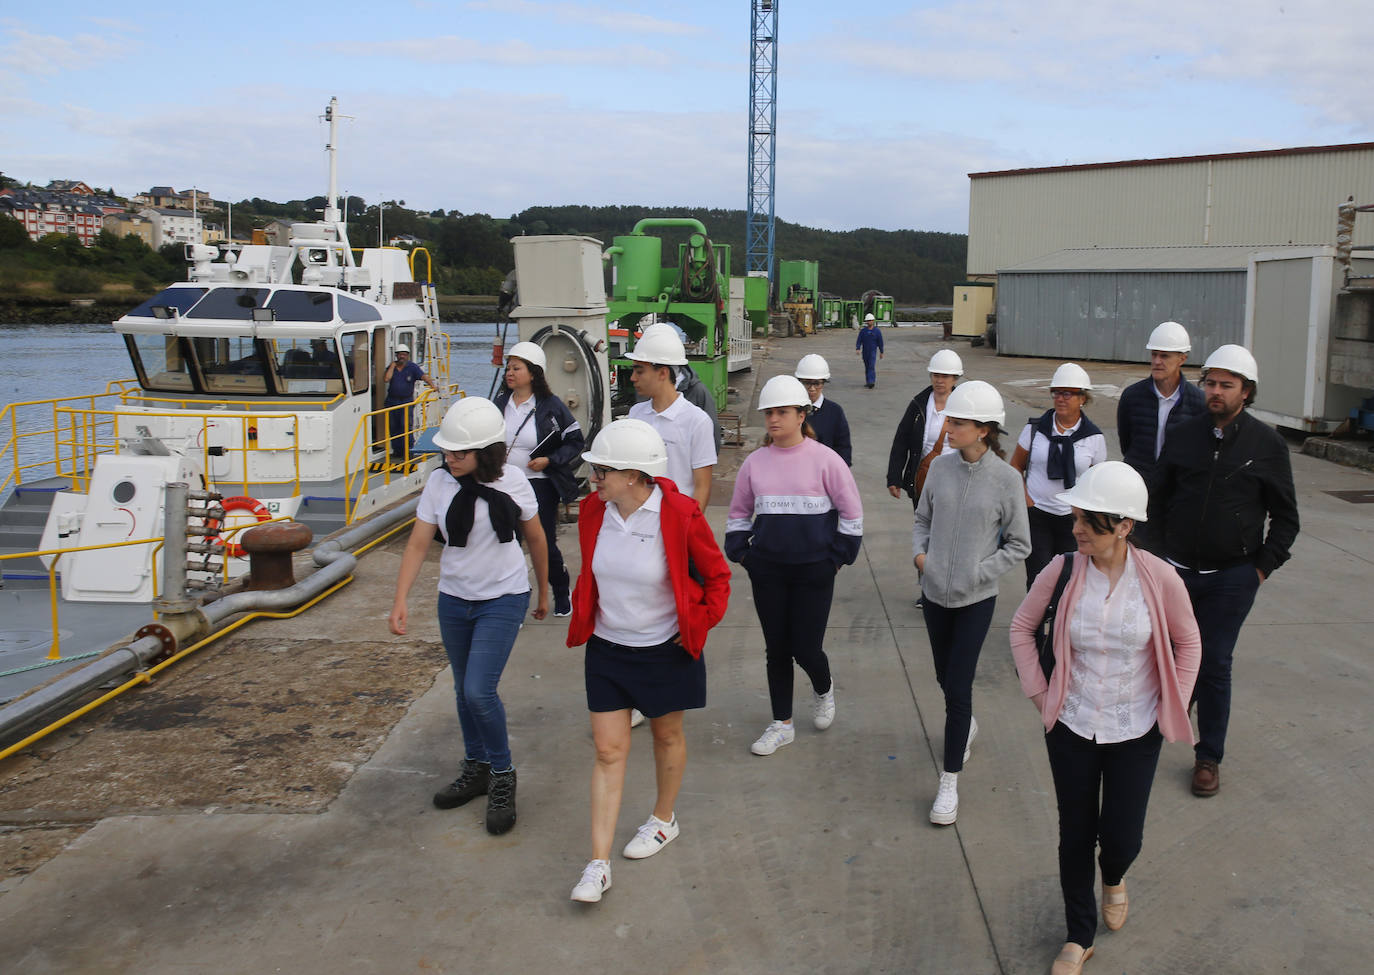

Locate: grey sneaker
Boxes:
[812,688,836,731]
[750,720,795,756]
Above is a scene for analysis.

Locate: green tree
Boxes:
[0,213,29,249]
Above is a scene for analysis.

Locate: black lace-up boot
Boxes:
[432,759,490,809]
[485,767,518,834]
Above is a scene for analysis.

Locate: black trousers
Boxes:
[922,595,996,772]
[1026,505,1076,589]
[1045,721,1163,948]
[529,477,570,598]
[747,556,835,721]
[1178,562,1260,764]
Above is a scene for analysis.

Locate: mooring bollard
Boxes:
[239,522,314,591]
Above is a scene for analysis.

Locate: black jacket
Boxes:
[1147,410,1299,577]
[1117,376,1206,479]
[493,387,586,502]
[808,398,852,465]
[887,386,934,495]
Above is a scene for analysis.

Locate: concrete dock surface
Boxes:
[1,326,1371,974]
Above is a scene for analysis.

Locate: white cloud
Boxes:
[0,27,133,77]
[464,1,709,37]
[319,35,663,68]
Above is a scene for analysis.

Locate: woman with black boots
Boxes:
[493,340,584,617]
[1010,463,1200,975]
[389,397,549,835]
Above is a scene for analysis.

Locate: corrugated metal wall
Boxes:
[995,270,1247,363]
[969,147,1374,274]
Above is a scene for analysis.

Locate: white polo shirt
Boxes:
[1016,418,1108,514]
[591,486,678,647]
[627,392,717,497]
[415,464,539,600]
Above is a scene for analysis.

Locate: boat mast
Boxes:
[323,96,342,225]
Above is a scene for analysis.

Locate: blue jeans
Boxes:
[436,590,529,771]
[1178,562,1261,764]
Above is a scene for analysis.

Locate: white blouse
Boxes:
[1059,550,1161,743]
[591,486,679,647]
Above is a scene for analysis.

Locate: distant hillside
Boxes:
[510,206,966,303]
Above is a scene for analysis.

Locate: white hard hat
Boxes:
[581,418,668,476]
[506,340,547,372]
[928,349,964,376]
[864,312,876,323]
[794,354,831,380]
[395,344,411,354]
[1146,321,1191,354]
[1202,344,1258,383]
[626,326,688,366]
[1056,461,1149,522]
[943,380,1005,426]
[1050,363,1092,390]
[432,397,506,451]
[757,375,811,410]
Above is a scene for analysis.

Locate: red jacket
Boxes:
[566,478,731,658]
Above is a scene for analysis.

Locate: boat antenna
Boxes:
[321,96,352,225]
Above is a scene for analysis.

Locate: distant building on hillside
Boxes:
[262,219,294,245]
[134,186,215,210]
[138,207,203,249]
[0,187,108,245]
[104,211,155,247]
[46,179,95,196]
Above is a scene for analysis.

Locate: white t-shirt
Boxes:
[1153,383,1182,460]
[503,394,546,480]
[627,393,717,497]
[921,404,957,459]
[415,464,539,600]
[1060,551,1160,743]
[591,486,678,647]
[1017,418,1108,514]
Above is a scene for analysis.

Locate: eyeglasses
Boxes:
[800,379,825,388]
[589,464,615,479]
[442,448,471,459]
[1050,389,1080,398]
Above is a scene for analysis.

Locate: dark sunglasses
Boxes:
[589,464,616,479]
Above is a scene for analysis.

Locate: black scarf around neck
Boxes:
[439,473,521,546]
[1034,410,1101,488]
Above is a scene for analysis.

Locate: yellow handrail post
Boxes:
[46,558,62,660]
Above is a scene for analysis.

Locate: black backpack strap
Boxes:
[1036,554,1076,680]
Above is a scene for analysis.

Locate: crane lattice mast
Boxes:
[747,1,778,298]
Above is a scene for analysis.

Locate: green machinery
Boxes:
[778,259,819,307]
[604,218,730,412]
[869,294,895,325]
[843,299,864,329]
[818,294,843,328]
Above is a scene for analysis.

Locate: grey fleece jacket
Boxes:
[912,448,1031,609]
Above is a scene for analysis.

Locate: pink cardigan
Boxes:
[1008,549,1202,743]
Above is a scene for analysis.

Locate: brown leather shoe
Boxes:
[1102,881,1128,931]
[1192,759,1220,797]
[1049,942,1094,975]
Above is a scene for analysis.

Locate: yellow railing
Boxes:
[340,385,459,522]
[54,406,305,498]
[119,390,346,410]
[1,386,135,495]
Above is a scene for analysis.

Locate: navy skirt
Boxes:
[585,633,707,717]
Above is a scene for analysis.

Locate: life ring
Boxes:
[207,495,271,558]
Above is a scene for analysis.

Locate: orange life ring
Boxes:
[207,495,271,558]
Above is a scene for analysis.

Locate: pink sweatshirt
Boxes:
[1009,548,1202,743]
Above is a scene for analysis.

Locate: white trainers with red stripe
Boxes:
[621,813,679,859]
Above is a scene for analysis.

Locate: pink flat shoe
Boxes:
[1049,942,1094,975]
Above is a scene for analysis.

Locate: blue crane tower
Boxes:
[747,0,778,299]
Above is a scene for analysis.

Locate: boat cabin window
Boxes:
[341,331,369,395]
[338,294,382,324]
[126,286,207,318]
[193,335,269,394]
[124,333,195,391]
[186,287,270,320]
[267,290,334,322]
[272,337,345,394]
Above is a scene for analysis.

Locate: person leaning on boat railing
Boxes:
[383,344,440,461]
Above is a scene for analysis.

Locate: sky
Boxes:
[2,1,1370,234]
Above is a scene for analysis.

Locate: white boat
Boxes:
[0,98,453,702]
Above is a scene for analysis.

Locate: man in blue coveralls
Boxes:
[383,344,440,459]
[855,313,885,388]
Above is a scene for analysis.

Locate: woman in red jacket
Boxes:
[565,419,731,904]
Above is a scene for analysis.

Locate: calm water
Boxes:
[0,321,503,491]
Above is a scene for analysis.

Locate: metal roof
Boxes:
[998,244,1327,274]
[969,141,1374,179]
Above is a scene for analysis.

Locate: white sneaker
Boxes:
[629,708,646,728]
[930,771,959,826]
[571,859,612,903]
[622,813,679,859]
[750,720,795,756]
[812,688,836,731]
[963,716,978,763]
